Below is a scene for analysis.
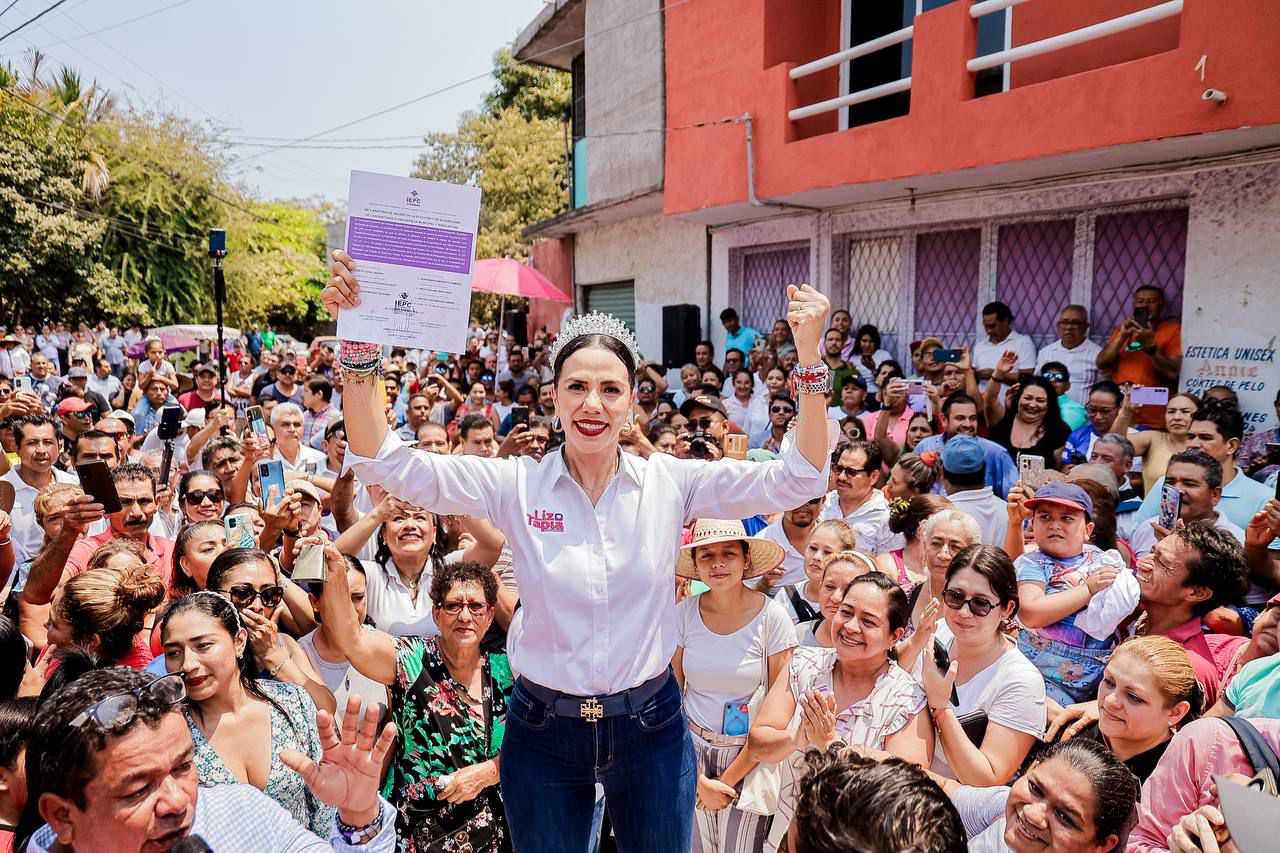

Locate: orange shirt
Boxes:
[1108,319,1181,428]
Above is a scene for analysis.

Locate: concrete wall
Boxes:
[574,212,707,363]
[705,155,1280,432]
[584,0,665,205]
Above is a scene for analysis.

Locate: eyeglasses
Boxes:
[438,600,489,616]
[1040,372,1066,383]
[687,417,716,431]
[224,584,285,609]
[1057,319,1086,327]
[832,464,871,478]
[69,673,186,731]
[941,588,997,618]
[1085,405,1117,416]
[771,406,795,415]
[183,489,224,506]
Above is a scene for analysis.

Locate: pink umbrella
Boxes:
[126,332,199,359]
[471,258,572,303]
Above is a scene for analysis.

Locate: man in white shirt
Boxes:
[1129,450,1245,557]
[819,439,891,554]
[972,301,1038,387]
[1,416,79,561]
[753,496,821,592]
[86,356,121,403]
[270,402,326,474]
[1035,305,1103,406]
[939,436,1009,546]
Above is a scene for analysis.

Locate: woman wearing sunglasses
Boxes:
[205,548,335,714]
[316,547,515,852]
[177,470,224,524]
[159,591,335,838]
[919,545,1045,786]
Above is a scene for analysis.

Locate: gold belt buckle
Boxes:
[580,697,604,723]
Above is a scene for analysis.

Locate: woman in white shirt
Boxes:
[322,250,834,853]
[672,519,795,853]
[919,544,1045,786]
[851,324,894,394]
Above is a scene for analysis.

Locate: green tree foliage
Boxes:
[412,50,570,323]
[223,199,329,329]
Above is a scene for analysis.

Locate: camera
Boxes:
[688,430,720,460]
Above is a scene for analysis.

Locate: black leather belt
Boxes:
[517,672,670,723]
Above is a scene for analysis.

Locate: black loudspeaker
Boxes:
[503,308,528,348]
[662,304,701,369]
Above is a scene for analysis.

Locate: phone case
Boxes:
[1130,386,1170,407]
[224,513,257,549]
[258,461,287,509]
[1159,485,1182,530]
[291,543,327,583]
[722,701,751,737]
[1019,455,1046,490]
[14,376,32,392]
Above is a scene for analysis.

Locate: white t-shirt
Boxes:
[753,519,807,588]
[675,594,796,732]
[298,627,390,714]
[953,784,1013,852]
[777,582,822,624]
[137,360,177,382]
[973,331,1038,389]
[926,642,1046,779]
[272,443,326,474]
[360,558,440,638]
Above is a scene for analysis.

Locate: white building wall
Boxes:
[575,212,707,363]
[701,156,1280,432]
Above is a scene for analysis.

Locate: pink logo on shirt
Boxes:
[528,510,565,533]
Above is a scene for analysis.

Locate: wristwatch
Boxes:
[336,802,385,845]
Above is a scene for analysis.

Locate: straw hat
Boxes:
[676,518,784,580]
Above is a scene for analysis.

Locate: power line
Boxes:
[229,0,694,165]
[0,1,23,21]
[4,188,198,254]
[31,0,196,49]
[0,0,71,44]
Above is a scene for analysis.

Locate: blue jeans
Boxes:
[500,674,696,853]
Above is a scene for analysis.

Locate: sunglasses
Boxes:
[183,489,224,506]
[1085,405,1116,415]
[438,601,489,616]
[832,464,871,478]
[68,409,97,420]
[69,673,186,731]
[686,417,716,431]
[804,497,824,506]
[279,367,297,374]
[771,406,795,415]
[1041,372,1066,382]
[941,588,997,618]
[224,584,285,609]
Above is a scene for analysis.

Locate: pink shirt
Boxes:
[1128,716,1280,852]
[860,407,915,449]
[66,529,176,588]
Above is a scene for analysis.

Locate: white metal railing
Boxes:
[968,0,1183,73]
[789,25,913,80]
[969,0,1030,17]
[789,77,912,122]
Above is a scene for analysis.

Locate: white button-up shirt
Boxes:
[818,489,893,555]
[1036,338,1104,405]
[344,426,833,696]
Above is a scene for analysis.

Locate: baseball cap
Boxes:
[918,337,945,351]
[289,479,323,503]
[109,409,136,428]
[680,393,727,419]
[181,408,206,429]
[194,363,217,376]
[56,397,94,416]
[67,367,89,379]
[841,374,868,391]
[941,436,985,475]
[1025,481,1094,518]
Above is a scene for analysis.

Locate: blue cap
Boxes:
[941,436,986,475]
[1026,481,1094,517]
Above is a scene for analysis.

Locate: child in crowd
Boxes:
[1014,482,1126,707]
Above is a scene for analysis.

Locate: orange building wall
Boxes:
[528,237,574,337]
[663,0,1280,216]
[1010,0,1181,88]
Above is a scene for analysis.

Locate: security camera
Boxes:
[1202,89,1228,103]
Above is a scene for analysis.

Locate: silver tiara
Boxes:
[548,312,642,369]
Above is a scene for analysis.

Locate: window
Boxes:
[584,281,635,334]
[914,229,981,350]
[1091,209,1187,340]
[847,236,905,357]
[733,244,811,336]
[996,219,1076,351]
[571,53,587,209]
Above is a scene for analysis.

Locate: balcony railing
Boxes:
[788,0,1184,125]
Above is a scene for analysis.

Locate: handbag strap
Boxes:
[786,585,819,623]
[1220,716,1280,780]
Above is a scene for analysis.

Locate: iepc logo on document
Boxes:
[392,292,415,335]
[406,189,421,207]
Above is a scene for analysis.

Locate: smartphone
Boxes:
[931,349,962,364]
[13,375,32,393]
[224,513,257,549]
[1265,442,1280,465]
[1159,482,1182,530]
[1018,454,1046,490]
[291,542,327,584]
[908,394,928,414]
[1130,386,1170,407]
[725,433,748,460]
[157,405,183,441]
[257,460,286,509]
[245,405,268,442]
[1133,307,1151,327]
[75,461,123,514]
[722,701,751,737]
[907,379,925,397]
[510,405,530,430]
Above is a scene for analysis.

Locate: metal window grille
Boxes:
[738,245,811,335]
[847,236,904,357]
[1091,208,1187,338]
[996,219,1076,352]
[914,228,981,349]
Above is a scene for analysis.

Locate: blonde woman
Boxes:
[45,561,166,668]
[776,520,856,624]
[672,520,794,853]
[795,550,879,648]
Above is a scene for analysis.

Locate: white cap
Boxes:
[181,408,206,429]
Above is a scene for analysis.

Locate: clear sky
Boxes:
[0,0,550,202]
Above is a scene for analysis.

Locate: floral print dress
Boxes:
[383,635,514,853]
[186,680,334,838]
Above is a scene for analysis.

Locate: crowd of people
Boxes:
[0,266,1276,853]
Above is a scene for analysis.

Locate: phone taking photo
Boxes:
[245,406,268,442]
[1018,454,1047,490]
[1159,483,1182,530]
[13,375,32,393]
[510,405,530,430]
[1130,386,1170,407]
[76,461,123,514]
[224,513,257,549]
[291,543,327,584]
[257,460,286,509]
[931,349,962,364]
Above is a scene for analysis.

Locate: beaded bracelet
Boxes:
[338,340,384,380]
[790,361,832,396]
